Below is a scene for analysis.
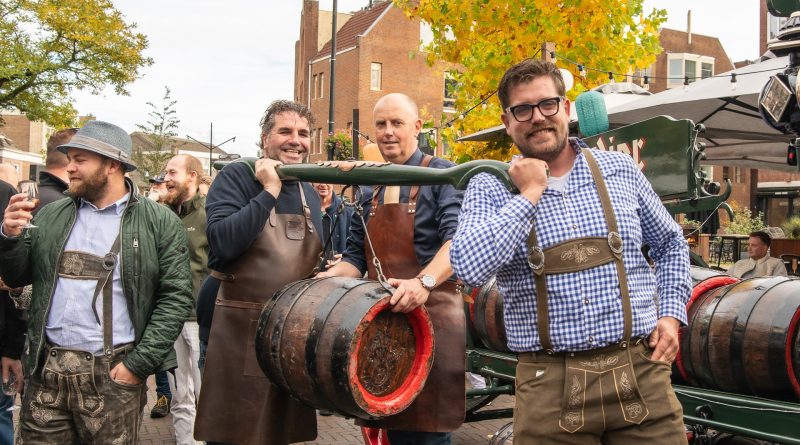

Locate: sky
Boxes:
[70,0,763,157]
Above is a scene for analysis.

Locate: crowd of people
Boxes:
[0,59,789,445]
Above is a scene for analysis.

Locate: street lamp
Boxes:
[186,123,236,175]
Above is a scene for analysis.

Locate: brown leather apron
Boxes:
[195,185,322,444]
[526,148,648,433]
[358,156,466,432]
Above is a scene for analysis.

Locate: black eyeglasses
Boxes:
[506,97,564,122]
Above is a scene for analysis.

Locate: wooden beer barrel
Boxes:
[675,267,739,384]
[255,277,435,419]
[679,274,800,400]
[464,277,511,353]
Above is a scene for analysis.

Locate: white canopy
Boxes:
[606,56,795,172]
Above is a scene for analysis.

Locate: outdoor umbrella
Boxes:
[606,55,795,172]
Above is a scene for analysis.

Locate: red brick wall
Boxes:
[0,115,32,151]
[301,4,455,163]
[650,29,734,94]
[295,0,320,104]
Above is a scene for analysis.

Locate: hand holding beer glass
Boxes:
[17,181,39,229]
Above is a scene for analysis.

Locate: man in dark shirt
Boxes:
[318,93,464,445]
[35,128,75,214]
[194,100,323,444]
[314,182,354,268]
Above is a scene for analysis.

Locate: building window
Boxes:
[370,63,382,91]
[443,71,458,111]
[318,128,324,155]
[666,53,714,88]
[318,73,324,99]
[684,60,697,83]
[312,74,318,99]
[701,62,713,79]
[734,167,742,184]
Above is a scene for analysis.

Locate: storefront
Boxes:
[756,181,800,228]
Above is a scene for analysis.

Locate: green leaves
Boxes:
[132,86,180,183]
[395,0,665,162]
[0,0,152,127]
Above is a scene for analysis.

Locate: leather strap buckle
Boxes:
[102,253,117,271]
[608,232,623,255]
[527,246,545,273]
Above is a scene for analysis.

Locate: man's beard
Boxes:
[163,179,190,206]
[515,124,568,163]
[67,165,109,203]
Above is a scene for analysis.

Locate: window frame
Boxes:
[370,62,382,91]
[666,53,714,88]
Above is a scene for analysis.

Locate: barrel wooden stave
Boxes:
[464,277,511,353]
[680,274,800,400]
[256,276,435,419]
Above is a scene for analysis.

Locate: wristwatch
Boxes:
[417,274,437,291]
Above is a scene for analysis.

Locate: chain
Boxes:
[351,187,394,293]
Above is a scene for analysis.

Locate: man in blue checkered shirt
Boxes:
[450,59,691,444]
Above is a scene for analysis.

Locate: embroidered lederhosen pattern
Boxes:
[528,148,649,433]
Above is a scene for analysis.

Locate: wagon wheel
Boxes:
[488,422,513,445]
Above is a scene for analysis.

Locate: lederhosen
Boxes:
[20,236,146,444]
[358,155,466,432]
[195,184,322,444]
[524,148,649,433]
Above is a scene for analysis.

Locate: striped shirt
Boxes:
[450,140,690,352]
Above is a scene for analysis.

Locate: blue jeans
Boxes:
[154,370,171,399]
[0,391,13,445]
[387,431,451,445]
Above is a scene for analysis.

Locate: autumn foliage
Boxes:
[395,0,666,162]
[0,0,152,127]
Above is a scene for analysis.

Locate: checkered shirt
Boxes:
[450,141,691,353]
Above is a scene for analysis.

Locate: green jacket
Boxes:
[0,179,193,379]
[172,191,208,319]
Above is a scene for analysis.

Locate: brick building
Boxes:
[0,112,50,183]
[295,0,455,162]
[640,28,735,94]
[130,132,229,178]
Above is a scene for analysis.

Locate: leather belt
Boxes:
[517,337,648,363]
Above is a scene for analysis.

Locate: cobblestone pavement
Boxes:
[139,375,515,445]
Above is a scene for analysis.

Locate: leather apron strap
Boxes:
[369,155,431,217]
[359,154,465,432]
[195,182,322,444]
[527,148,631,353]
[57,234,122,359]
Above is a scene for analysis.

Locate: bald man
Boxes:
[318,93,465,444]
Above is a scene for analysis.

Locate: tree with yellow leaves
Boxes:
[395,0,666,162]
[0,0,152,127]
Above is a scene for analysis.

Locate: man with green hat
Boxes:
[0,120,193,444]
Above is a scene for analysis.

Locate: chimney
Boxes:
[687,10,692,45]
